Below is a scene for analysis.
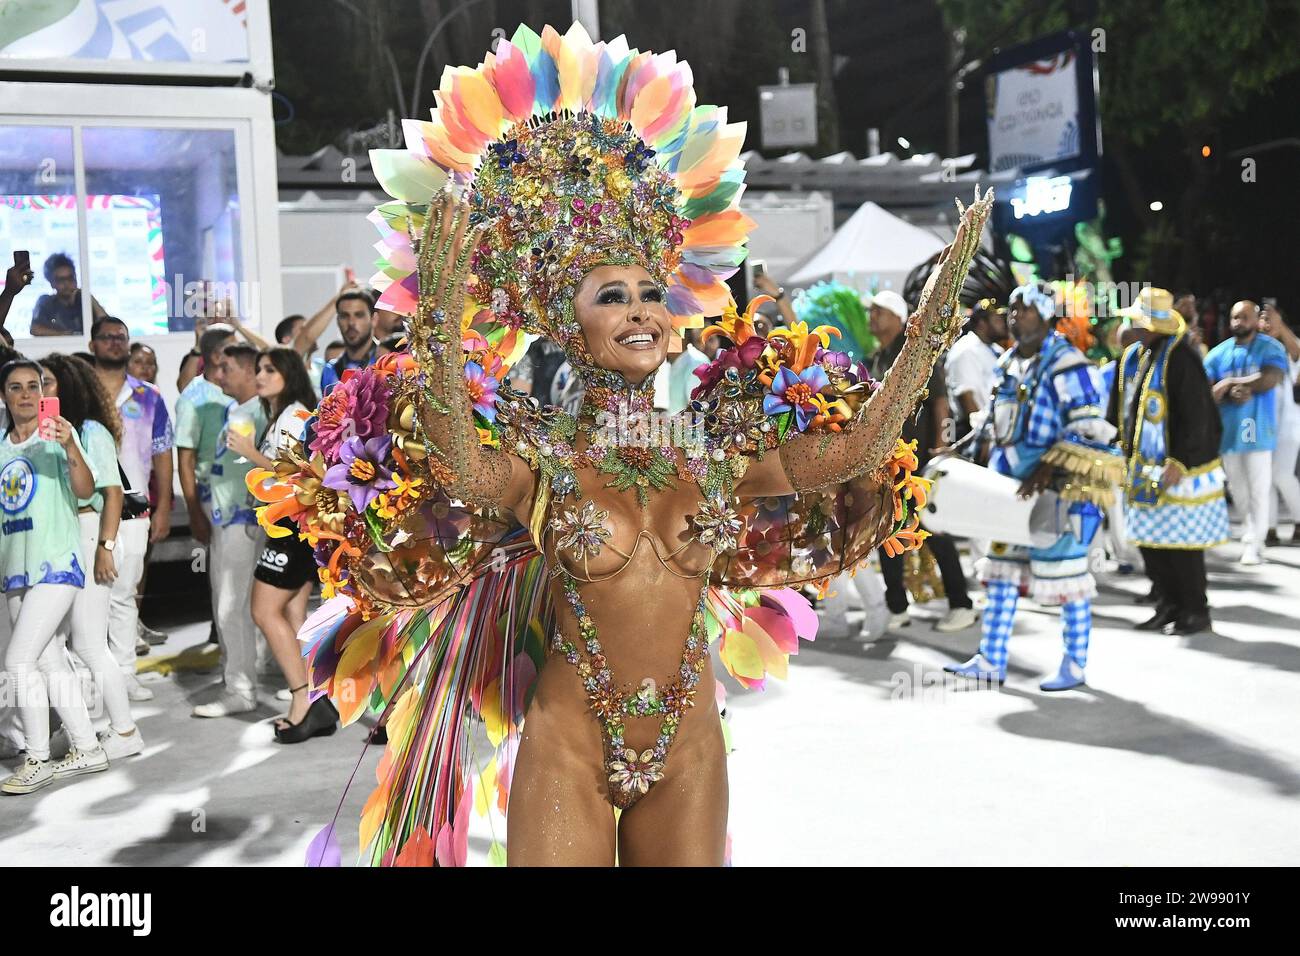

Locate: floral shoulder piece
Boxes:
[688,297,931,591]
[247,322,529,617]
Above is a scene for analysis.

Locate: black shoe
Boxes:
[1164,612,1212,636]
[1134,586,1162,606]
[274,695,339,744]
[1265,529,1280,546]
[369,725,388,746]
[1136,606,1179,631]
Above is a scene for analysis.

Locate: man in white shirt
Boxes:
[944,298,1007,443]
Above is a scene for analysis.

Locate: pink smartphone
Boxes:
[38,397,59,439]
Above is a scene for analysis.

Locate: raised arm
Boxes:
[1,261,34,334]
[1265,305,1300,362]
[408,193,534,514]
[291,281,354,357]
[741,190,993,496]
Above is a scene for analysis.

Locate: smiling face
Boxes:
[572,264,671,385]
[3,367,44,426]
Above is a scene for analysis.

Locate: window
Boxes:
[0,125,91,338]
[83,127,244,335]
[1,123,246,341]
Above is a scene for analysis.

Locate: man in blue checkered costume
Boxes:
[1107,287,1228,636]
[945,282,1123,690]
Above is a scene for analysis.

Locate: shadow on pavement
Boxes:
[995,685,1300,796]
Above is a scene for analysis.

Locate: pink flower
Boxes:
[463,361,500,422]
[310,369,389,460]
[690,336,766,397]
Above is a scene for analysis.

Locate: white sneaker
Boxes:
[135,635,150,657]
[1240,550,1265,566]
[98,727,145,760]
[50,745,109,780]
[1,756,54,794]
[124,673,155,702]
[138,622,168,645]
[275,687,293,702]
[888,611,912,631]
[935,606,979,633]
[192,692,256,718]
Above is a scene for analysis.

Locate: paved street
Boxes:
[1,533,1297,866]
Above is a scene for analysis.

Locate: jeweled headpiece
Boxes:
[367,23,754,373]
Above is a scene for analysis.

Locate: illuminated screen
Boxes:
[1,194,167,338]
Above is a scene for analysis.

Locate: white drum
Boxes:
[921,454,1062,548]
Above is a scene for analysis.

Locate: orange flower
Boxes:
[808,394,851,432]
[701,294,773,348]
[766,320,842,373]
[881,513,929,557]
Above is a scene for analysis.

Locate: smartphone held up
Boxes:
[38,397,60,442]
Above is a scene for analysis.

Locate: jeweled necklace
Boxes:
[574,372,679,507]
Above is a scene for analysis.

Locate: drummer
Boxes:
[944,282,1123,690]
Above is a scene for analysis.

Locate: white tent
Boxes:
[787,200,946,295]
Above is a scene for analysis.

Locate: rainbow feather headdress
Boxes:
[367,22,754,370]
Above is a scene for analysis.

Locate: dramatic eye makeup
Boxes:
[596,281,663,305]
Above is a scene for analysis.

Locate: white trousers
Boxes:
[1222,450,1273,550]
[1268,431,1300,528]
[0,609,15,752]
[210,522,262,698]
[71,512,134,733]
[818,567,890,639]
[108,517,150,673]
[3,584,96,761]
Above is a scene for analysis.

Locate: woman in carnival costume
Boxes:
[253,23,992,866]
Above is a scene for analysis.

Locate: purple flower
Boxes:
[323,435,397,512]
[463,361,500,422]
[815,346,852,371]
[763,365,830,432]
